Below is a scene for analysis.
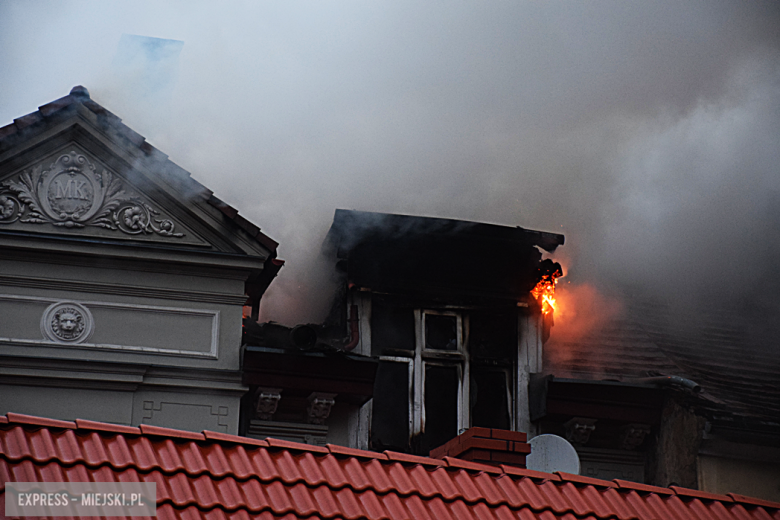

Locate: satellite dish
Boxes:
[526,434,581,475]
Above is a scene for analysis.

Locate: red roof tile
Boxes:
[140,424,207,441]
[501,465,562,482]
[556,472,617,488]
[1,414,778,520]
[5,412,77,429]
[671,485,734,502]
[613,478,674,495]
[75,418,142,435]
[326,443,386,460]
[729,493,780,510]
[384,450,445,466]
[443,456,502,474]
[203,431,268,446]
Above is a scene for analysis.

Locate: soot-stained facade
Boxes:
[237,210,566,454]
[240,317,378,448]
[0,86,281,434]
[322,209,565,455]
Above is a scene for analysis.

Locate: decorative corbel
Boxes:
[564,417,597,446]
[620,423,651,450]
[307,392,337,425]
[255,387,282,421]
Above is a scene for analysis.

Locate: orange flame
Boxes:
[531,271,560,315]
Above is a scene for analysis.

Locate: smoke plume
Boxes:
[1,1,778,329]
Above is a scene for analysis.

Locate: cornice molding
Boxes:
[0,274,246,305]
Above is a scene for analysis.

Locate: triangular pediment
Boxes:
[1,142,210,247]
[0,88,277,260]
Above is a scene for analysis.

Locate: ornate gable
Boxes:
[0,144,208,247]
[0,86,277,257]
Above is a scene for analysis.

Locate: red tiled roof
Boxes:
[0,86,278,253]
[1,413,779,520]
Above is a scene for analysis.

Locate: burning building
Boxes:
[326,209,564,457]
[240,209,564,456]
[0,86,568,457]
[2,86,776,503]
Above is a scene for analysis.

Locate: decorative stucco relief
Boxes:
[41,301,94,344]
[0,151,184,238]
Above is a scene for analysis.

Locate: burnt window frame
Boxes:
[375,354,414,446]
[370,300,520,454]
[414,309,470,440]
[469,364,514,430]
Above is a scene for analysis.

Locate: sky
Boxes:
[1,1,779,329]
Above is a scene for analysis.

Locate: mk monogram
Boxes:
[54,178,90,200]
[0,150,184,238]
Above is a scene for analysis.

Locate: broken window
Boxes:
[371,299,415,356]
[470,367,511,430]
[371,305,518,455]
[369,298,416,452]
[425,314,458,350]
[469,310,516,361]
[413,310,468,453]
[420,364,460,453]
[370,358,412,451]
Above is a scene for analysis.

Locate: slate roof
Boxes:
[544,299,780,424]
[0,85,278,253]
[2,413,779,519]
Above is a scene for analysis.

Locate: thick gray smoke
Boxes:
[1,1,778,327]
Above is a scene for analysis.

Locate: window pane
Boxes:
[471,369,510,430]
[371,300,415,355]
[469,310,517,361]
[421,365,459,454]
[371,361,410,452]
[425,314,458,350]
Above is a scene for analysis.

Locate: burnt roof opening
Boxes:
[324,209,565,302]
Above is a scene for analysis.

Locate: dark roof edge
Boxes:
[328,209,564,254]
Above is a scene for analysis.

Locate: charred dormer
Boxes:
[325,209,564,304]
[324,210,565,455]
